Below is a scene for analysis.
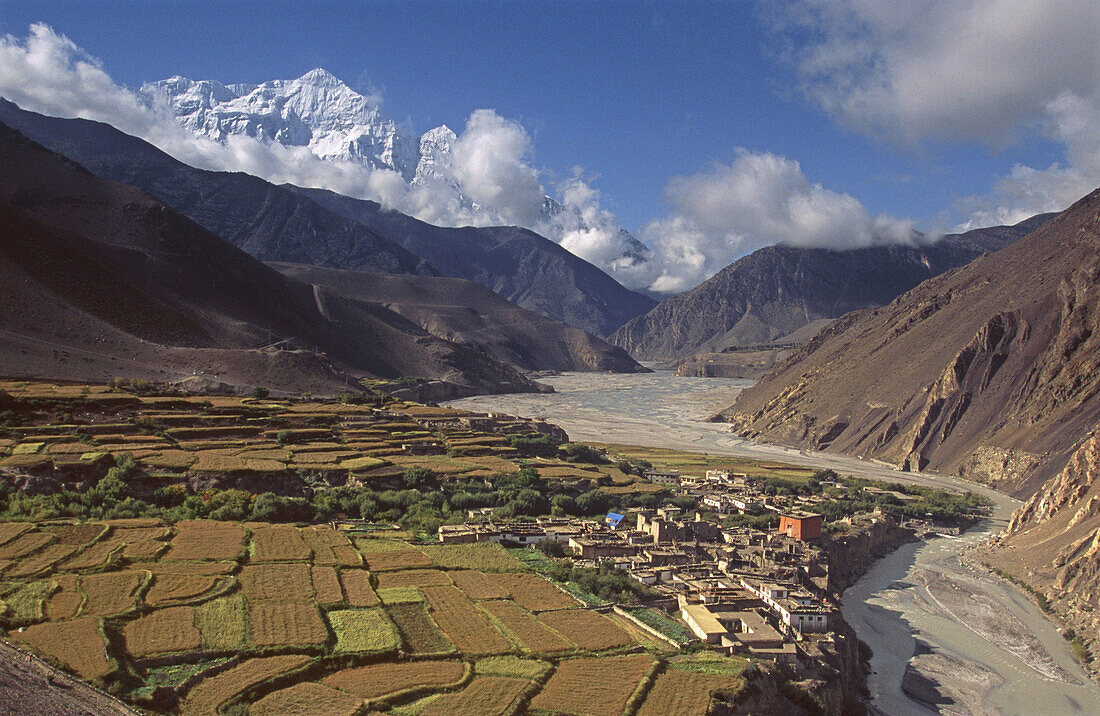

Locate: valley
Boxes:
[0,7,1096,713]
[447,370,1100,714]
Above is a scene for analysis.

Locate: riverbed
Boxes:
[446,370,1100,715]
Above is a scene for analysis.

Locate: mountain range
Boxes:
[0,99,654,338]
[141,68,653,273]
[0,120,597,396]
[611,216,1052,361]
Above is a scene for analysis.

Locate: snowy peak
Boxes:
[142,68,419,179]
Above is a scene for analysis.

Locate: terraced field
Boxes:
[0,383,756,714]
[0,519,751,714]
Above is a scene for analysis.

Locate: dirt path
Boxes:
[0,640,137,716]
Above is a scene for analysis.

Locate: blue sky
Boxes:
[2,1,1098,292]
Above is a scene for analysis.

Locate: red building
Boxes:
[778,511,822,541]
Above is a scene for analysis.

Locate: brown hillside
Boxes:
[271,263,646,373]
[0,122,539,396]
[723,188,1100,500]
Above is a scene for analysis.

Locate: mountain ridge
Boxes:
[0,120,541,397]
[0,99,653,337]
[611,215,1053,361]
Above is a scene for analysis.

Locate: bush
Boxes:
[558,443,608,464]
[251,387,270,399]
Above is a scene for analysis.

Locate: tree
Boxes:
[402,467,434,489]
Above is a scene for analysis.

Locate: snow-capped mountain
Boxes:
[142,68,423,181]
[142,68,651,286]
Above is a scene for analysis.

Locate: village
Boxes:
[438,466,915,666]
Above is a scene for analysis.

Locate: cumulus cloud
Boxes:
[450,110,544,227]
[639,151,916,293]
[774,0,1100,227]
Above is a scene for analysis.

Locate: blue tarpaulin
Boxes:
[605,512,624,528]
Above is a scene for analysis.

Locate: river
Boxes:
[446,370,1100,715]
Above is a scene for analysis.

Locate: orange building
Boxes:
[778,511,822,541]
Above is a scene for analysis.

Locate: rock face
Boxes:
[983,432,1100,661]
[271,263,647,373]
[0,120,541,397]
[141,69,424,180]
[722,189,1100,499]
[611,217,1050,361]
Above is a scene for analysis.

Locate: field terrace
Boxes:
[0,381,573,490]
[0,519,750,715]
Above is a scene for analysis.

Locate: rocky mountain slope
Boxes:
[611,217,1050,361]
[289,186,656,336]
[0,121,539,397]
[0,98,432,277]
[982,432,1100,663]
[0,99,653,337]
[271,263,646,373]
[721,189,1100,499]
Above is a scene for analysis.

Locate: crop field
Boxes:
[47,575,83,619]
[375,569,452,589]
[249,600,328,647]
[7,543,79,578]
[536,609,633,651]
[475,655,552,680]
[421,585,511,655]
[81,570,145,616]
[122,606,201,657]
[378,586,425,605]
[328,607,399,653]
[250,524,312,561]
[418,543,524,571]
[322,660,467,700]
[339,569,380,607]
[362,549,433,571]
[529,655,655,716]
[145,574,221,606]
[177,654,312,716]
[240,563,313,602]
[9,617,114,680]
[452,571,576,610]
[636,669,739,715]
[165,521,245,561]
[419,675,529,716]
[479,599,573,654]
[250,682,363,716]
[387,602,454,653]
[311,565,344,606]
[3,579,56,621]
[194,594,247,650]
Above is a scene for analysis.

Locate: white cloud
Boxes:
[639,151,916,293]
[776,0,1100,227]
[450,109,544,227]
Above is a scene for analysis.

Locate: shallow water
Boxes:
[446,370,1100,715]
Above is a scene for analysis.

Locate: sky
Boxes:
[2,0,1099,294]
